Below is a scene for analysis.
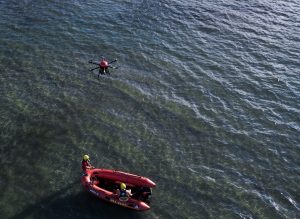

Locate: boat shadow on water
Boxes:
[10,180,143,219]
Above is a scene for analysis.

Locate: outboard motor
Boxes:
[139,187,152,203]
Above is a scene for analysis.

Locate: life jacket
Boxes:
[119,189,129,201]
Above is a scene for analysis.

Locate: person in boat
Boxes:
[82,154,94,172]
[117,183,132,201]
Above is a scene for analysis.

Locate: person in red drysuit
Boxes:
[82,154,94,172]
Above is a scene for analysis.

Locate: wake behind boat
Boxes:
[81,168,156,211]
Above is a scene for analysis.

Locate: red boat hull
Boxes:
[81,168,156,211]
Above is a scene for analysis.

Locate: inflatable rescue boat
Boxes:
[81,168,156,211]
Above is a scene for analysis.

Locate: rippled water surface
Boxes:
[0,0,299,218]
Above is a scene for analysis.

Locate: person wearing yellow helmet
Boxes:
[81,154,94,172]
[117,182,132,201]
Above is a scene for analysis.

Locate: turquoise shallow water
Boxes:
[0,0,300,218]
